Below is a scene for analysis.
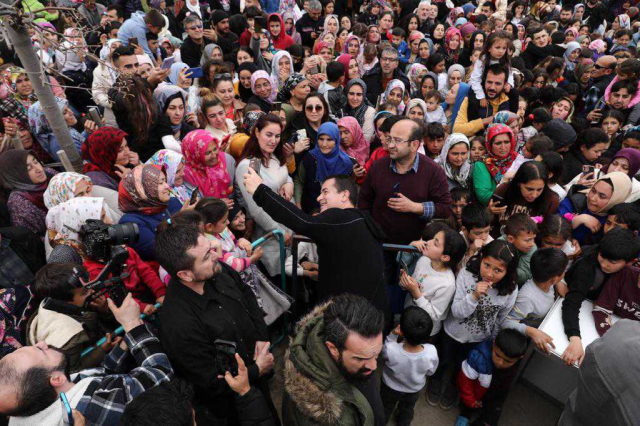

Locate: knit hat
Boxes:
[211,10,229,26]
[541,119,577,151]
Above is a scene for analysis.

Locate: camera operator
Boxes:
[0,293,173,426]
[26,263,116,372]
[155,222,280,425]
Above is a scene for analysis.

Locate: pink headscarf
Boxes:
[250,70,277,103]
[181,130,232,198]
[337,116,370,166]
[337,54,354,86]
[408,31,425,43]
[343,35,360,54]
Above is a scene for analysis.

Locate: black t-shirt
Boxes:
[354,376,385,426]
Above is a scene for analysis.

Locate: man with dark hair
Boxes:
[209,10,238,57]
[454,65,511,137]
[318,61,347,118]
[117,9,164,56]
[282,294,385,424]
[103,5,124,25]
[0,294,172,425]
[558,5,573,31]
[156,223,278,424]
[362,47,411,105]
[181,14,206,67]
[243,171,389,315]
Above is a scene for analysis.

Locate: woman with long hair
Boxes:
[209,74,245,122]
[236,62,259,104]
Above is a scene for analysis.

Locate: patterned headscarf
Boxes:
[436,133,471,188]
[243,111,266,134]
[344,78,372,123]
[251,70,277,103]
[483,124,517,184]
[381,79,406,114]
[407,63,428,94]
[278,73,307,102]
[0,66,37,109]
[82,126,128,180]
[492,111,520,126]
[343,35,360,54]
[337,116,370,166]
[44,172,93,209]
[445,27,462,60]
[46,197,106,243]
[181,130,232,198]
[618,14,631,30]
[118,164,169,215]
[146,149,191,205]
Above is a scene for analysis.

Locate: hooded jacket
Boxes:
[282,302,377,426]
[269,14,294,50]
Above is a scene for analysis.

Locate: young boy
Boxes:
[593,260,640,336]
[423,121,446,159]
[401,227,466,336]
[603,203,640,234]
[381,306,439,426]
[506,134,553,177]
[447,187,471,231]
[504,248,569,353]
[460,203,493,267]
[424,91,447,126]
[318,61,347,119]
[500,214,537,287]
[455,329,528,426]
[391,28,410,66]
[561,228,640,366]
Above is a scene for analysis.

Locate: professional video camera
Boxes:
[42,221,140,316]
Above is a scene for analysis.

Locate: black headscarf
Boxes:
[237,62,259,103]
[459,31,485,67]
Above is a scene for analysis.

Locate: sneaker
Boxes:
[455,415,470,426]
[426,378,442,406]
[439,382,458,410]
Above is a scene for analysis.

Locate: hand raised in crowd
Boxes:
[473,281,491,300]
[410,239,429,253]
[84,119,98,134]
[128,151,140,166]
[294,137,311,154]
[223,198,235,209]
[71,410,86,426]
[133,44,144,56]
[576,172,596,188]
[3,118,17,138]
[90,294,110,315]
[143,304,158,316]
[224,354,251,396]
[243,167,264,195]
[107,293,143,333]
[220,135,231,152]
[254,342,274,376]
[587,109,602,123]
[186,112,199,127]
[282,142,295,161]
[147,67,171,85]
[387,193,422,214]
[203,28,217,42]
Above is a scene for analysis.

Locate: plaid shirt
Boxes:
[0,97,29,128]
[71,324,173,425]
[583,86,603,114]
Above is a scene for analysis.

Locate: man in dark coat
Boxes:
[362,47,411,106]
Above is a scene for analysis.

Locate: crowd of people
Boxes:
[0,0,639,423]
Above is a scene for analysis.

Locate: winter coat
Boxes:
[361,63,411,106]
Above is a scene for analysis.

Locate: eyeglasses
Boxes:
[306,105,323,112]
[213,73,232,80]
[187,24,203,30]
[387,136,411,146]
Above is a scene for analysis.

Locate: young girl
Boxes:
[469,136,486,163]
[600,110,625,144]
[536,214,579,296]
[469,31,514,108]
[519,107,552,152]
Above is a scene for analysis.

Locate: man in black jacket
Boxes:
[243,170,390,317]
[210,10,238,59]
[362,47,411,106]
[181,14,206,68]
[295,0,324,48]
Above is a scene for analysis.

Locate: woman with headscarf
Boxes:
[118,164,182,261]
[380,79,407,114]
[181,129,234,201]
[248,70,277,113]
[606,148,640,202]
[343,79,376,142]
[137,55,154,79]
[343,35,361,57]
[282,11,302,45]
[0,150,55,235]
[294,122,354,212]
[236,62,259,104]
[200,44,223,66]
[564,42,582,73]
[82,126,134,191]
[405,98,428,122]
[270,50,294,91]
[442,64,466,95]
[279,73,311,114]
[28,97,87,162]
[473,124,518,205]
[337,54,359,87]
[146,149,195,205]
[337,116,370,167]
[407,31,425,65]
[436,133,472,190]
[251,29,277,73]
[0,67,38,127]
[443,27,462,68]
[443,82,470,133]
[55,28,94,114]
[406,63,428,95]
[411,71,439,100]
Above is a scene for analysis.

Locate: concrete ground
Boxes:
[268,339,563,425]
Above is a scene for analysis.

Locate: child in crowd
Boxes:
[604,203,640,234]
[391,28,410,66]
[518,108,552,152]
[424,122,446,159]
[447,187,471,231]
[504,248,568,352]
[469,31,514,108]
[227,204,249,240]
[460,203,494,267]
[424,91,448,126]
[469,136,487,162]
[455,329,528,426]
[318,61,347,119]
[593,258,640,336]
[381,306,439,426]
[505,133,553,176]
[400,227,466,336]
[561,228,640,366]
[499,214,537,286]
[540,151,567,200]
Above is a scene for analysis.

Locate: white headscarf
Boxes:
[186,0,202,18]
[436,133,471,188]
[323,14,340,35]
[381,79,406,114]
[270,50,294,90]
[46,197,107,243]
[405,98,428,121]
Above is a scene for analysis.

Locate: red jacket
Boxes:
[269,13,293,50]
[84,247,166,311]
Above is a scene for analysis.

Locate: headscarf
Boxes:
[278,73,307,102]
[381,79,406,114]
[82,126,128,180]
[408,31,425,44]
[137,54,153,68]
[436,133,471,188]
[337,117,370,165]
[565,27,579,40]
[343,35,360,54]
[153,84,187,133]
[323,14,340,35]
[48,244,84,265]
[574,60,594,88]
[46,197,107,243]
[242,111,266,135]
[460,23,476,38]
[344,78,372,123]
[0,150,49,210]
[407,63,428,93]
[118,165,169,215]
[592,172,632,214]
[447,7,464,26]
[610,148,640,177]
[313,40,331,55]
[455,18,467,27]
[181,130,232,198]
[406,98,427,121]
[337,54,355,86]
[444,27,462,61]
[445,64,465,91]
[618,14,631,30]
[44,172,92,209]
[237,62,259,103]
[483,124,517,184]
[0,66,37,110]
[270,50,294,90]
[185,0,202,18]
[168,62,189,86]
[260,30,277,55]
[310,122,354,182]
[28,98,85,154]
[448,82,470,128]
[492,111,520,126]
[201,44,221,66]
[251,70,277,103]
[564,42,581,72]
[282,11,298,37]
[146,149,191,205]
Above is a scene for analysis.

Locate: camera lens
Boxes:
[108,223,140,245]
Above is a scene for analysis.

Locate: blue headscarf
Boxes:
[448,82,470,131]
[168,62,189,85]
[310,122,353,182]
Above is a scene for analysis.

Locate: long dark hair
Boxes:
[240,114,286,166]
[402,13,419,38]
[119,76,156,144]
[467,239,519,296]
[304,92,330,124]
[504,161,554,215]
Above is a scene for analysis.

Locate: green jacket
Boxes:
[472,162,497,205]
[22,0,58,22]
[499,235,537,286]
[282,302,376,426]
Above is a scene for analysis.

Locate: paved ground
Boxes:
[268,339,563,425]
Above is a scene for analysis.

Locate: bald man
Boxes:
[584,55,618,113]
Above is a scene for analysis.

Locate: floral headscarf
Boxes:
[618,14,631,30]
[483,124,517,184]
[337,116,370,166]
[407,63,428,94]
[260,30,277,55]
[270,50,294,90]
[278,73,307,102]
[381,79,406,114]
[436,133,471,188]
[44,172,92,209]
[181,130,232,198]
[118,164,169,215]
[0,66,37,109]
[343,35,360,54]
[146,149,191,205]
[82,126,128,180]
[46,197,107,243]
[251,70,277,103]
[242,111,266,134]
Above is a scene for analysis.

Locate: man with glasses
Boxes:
[117,9,165,56]
[583,55,617,114]
[181,14,206,67]
[362,47,410,105]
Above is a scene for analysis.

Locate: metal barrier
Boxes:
[82,230,288,358]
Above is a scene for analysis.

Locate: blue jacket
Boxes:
[119,197,182,261]
[260,0,279,13]
[396,41,410,65]
[117,12,153,56]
